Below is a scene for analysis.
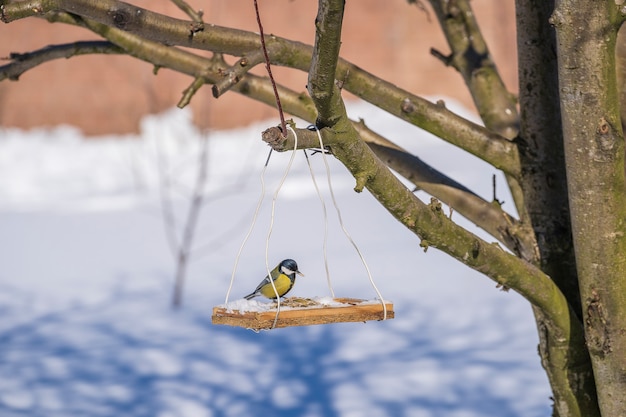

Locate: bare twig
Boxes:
[212,50,266,98]
[178,77,205,108]
[154,135,180,258]
[429,47,452,66]
[172,132,209,308]
[170,0,204,35]
[0,41,123,81]
[170,0,203,23]
[492,174,504,206]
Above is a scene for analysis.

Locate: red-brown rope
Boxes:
[253,0,287,137]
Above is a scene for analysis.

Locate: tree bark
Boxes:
[428,0,519,139]
[515,3,599,415]
[553,1,626,415]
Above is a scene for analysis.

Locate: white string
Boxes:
[226,125,387,327]
[225,150,273,304]
[312,126,388,320]
[264,125,299,329]
[303,149,335,297]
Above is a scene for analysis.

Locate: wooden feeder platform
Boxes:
[212,297,394,330]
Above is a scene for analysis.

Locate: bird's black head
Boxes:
[279,259,302,277]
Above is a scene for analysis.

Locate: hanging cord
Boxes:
[253,0,287,137]
[310,125,387,320]
[225,150,273,304]
[303,149,335,298]
[226,0,287,307]
[225,126,297,319]
[264,125,299,329]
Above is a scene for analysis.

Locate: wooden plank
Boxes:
[211,297,394,330]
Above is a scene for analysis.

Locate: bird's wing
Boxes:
[252,276,272,293]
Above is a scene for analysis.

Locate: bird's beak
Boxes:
[297,270,305,277]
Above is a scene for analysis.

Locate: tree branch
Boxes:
[0,0,520,178]
[394,96,519,176]
[425,0,528,247]
[177,76,204,108]
[262,124,580,349]
[427,0,519,139]
[172,133,209,308]
[0,40,123,81]
[353,123,535,259]
[236,70,529,255]
[211,50,267,98]
[308,0,345,127]
[264,121,532,256]
[0,11,532,257]
[238,64,529,258]
[170,0,203,30]
[256,1,576,346]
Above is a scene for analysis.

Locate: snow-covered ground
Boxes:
[0,101,551,416]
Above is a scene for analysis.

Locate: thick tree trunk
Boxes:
[515,2,598,416]
[553,1,626,416]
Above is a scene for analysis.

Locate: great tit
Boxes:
[244,259,304,300]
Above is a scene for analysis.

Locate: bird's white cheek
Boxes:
[281,266,295,275]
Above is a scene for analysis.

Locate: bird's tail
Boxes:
[243,293,257,300]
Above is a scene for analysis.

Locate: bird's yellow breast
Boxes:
[259,274,293,299]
